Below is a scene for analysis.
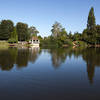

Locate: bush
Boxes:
[75,41,87,47]
[8,38,18,43]
[64,39,73,46]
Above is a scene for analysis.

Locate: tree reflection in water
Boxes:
[82,48,100,84]
[48,47,100,84]
[49,49,67,68]
[0,48,17,70]
[0,47,41,70]
[0,47,100,84]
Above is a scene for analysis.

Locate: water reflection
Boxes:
[49,49,67,68]
[48,48,84,68]
[47,47,100,84]
[0,47,100,84]
[0,47,41,70]
[82,48,100,84]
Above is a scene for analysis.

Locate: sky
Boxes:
[0,0,100,37]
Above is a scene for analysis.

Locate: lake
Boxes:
[0,47,100,100]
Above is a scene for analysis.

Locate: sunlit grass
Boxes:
[0,41,9,49]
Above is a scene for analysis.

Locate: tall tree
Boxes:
[0,20,14,40]
[82,7,97,44]
[16,22,28,41]
[51,22,67,38]
[51,22,62,38]
[87,7,97,44]
[87,7,96,30]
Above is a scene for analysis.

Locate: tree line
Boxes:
[40,7,100,47]
[0,7,100,46]
[0,20,39,43]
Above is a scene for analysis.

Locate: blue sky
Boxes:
[0,0,100,36]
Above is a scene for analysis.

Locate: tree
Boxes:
[87,7,96,30]
[60,28,67,36]
[96,25,100,36]
[16,22,28,41]
[28,26,39,37]
[51,22,62,38]
[0,20,14,40]
[51,22,68,38]
[96,25,100,44]
[82,29,88,41]
[82,7,97,44]
[87,7,97,44]
[38,35,43,41]
[8,28,18,43]
[69,31,73,39]
[73,32,82,41]
[50,22,69,46]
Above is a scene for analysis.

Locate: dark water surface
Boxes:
[0,47,100,100]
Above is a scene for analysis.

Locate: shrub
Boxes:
[8,38,18,43]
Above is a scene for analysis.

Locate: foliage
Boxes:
[0,20,39,43]
[74,41,87,47]
[64,39,73,46]
[73,32,82,41]
[38,35,43,41]
[51,22,62,38]
[0,7,100,47]
[87,7,96,30]
[0,20,14,40]
[69,31,73,39]
[28,26,39,37]
[51,22,67,38]
[48,22,69,47]
[8,38,17,43]
[96,25,100,44]
[40,36,58,47]
[16,22,28,41]
[8,28,18,43]
[82,7,100,45]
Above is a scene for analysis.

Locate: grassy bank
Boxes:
[0,41,9,49]
[0,40,99,49]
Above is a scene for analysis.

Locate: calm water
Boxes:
[0,47,100,100]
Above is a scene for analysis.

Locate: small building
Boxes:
[29,36,40,47]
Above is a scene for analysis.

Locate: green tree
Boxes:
[38,35,43,41]
[28,26,39,37]
[69,31,73,39]
[60,28,67,37]
[73,32,82,41]
[51,22,67,38]
[16,22,28,41]
[82,7,97,44]
[87,7,97,44]
[0,20,14,40]
[8,28,18,43]
[96,25,100,44]
[87,7,96,30]
[51,22,62,38]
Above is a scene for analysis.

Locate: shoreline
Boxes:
[0,41,100,49]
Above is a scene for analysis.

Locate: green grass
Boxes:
[0,41,9,49]
[77,41,88,47]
